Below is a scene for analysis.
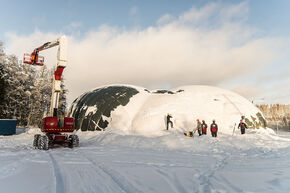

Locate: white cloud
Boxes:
[220,1,249,23]
[157,14,174,25]
[178,2,219,24]
[231,85,261,101]
[62,21,82,35]
[4,2,289,105]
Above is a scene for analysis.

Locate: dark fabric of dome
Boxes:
[69,86,139,131]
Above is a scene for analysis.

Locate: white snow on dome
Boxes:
[82,84,265,136]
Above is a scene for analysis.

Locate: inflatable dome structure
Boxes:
[68,85,266,136]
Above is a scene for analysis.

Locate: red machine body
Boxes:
[33,116,78,150]
[42,117,75,133]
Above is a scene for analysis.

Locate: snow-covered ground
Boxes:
[0,127,290,193]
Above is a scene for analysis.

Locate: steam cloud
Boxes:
[4,2,287,104]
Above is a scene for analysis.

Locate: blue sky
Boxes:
[1,0,290,38]
[1,0,290,104]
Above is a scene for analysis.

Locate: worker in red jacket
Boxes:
[238,119,247,134]
[201,120,207,135]
[210,120,218,137]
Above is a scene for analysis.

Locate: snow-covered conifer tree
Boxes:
[27,66,52,127]
[58,75,68,117]
[0,42,67,127]
[0,41,6,118]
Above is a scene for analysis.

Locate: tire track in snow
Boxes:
[0,154,30,180]
[196,154,242,193]
[48,152,66,193]
[154,168,187,193]
[80,152,144,193]
[197,157,226,193]
[98,165,144,193]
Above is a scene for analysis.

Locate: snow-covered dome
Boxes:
[68,85,266,136]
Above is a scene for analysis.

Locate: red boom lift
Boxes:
[24,36,79,150]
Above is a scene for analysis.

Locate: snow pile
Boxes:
[71,84,265,136]
[76,127,289,152]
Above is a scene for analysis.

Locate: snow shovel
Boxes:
[184,131,193,137]
[232,123,237,136]
[184,129,197,137]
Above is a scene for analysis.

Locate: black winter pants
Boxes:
[198,129,202,136]
[241,128,245,134]
[167,121,173,130]
[211,131,217,137]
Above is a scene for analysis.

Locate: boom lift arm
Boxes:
[23,36,68,116]
[24,36,78,150]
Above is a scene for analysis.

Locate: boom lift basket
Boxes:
[23,53,44,66]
